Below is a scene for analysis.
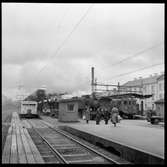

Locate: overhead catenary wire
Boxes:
[110,62,164,79]
[111,42,164,66]
[36,4,94,75]
[93,62,164,93]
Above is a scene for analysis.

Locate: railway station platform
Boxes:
[41,116,164,164]
[2,112,44,164]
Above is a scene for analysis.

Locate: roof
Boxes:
[98,96,111,101]
[123,75,161,87]
[154,99,164,103]
[98,93,152,99]
[59,98,80,103]
[157,74,164,81]
[21,101,37,104]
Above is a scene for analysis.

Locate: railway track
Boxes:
[26,119,128,164]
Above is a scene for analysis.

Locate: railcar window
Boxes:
[124,101,127,105]
[117,101,121,105]
[67,104,74,111]
[129,101,131,105]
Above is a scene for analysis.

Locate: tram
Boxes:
[19,101,39,118]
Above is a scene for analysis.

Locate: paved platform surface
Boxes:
[42,116,164,159]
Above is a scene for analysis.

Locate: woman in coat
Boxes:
[111,106,119,127]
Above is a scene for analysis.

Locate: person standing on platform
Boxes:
[85,106,90,124]
[96,107,101,125]
[111,106,119,127]
[104,107,110,125]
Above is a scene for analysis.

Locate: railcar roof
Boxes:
[99,93,152,99]
[59,98,81,103]
[21,101,37,104]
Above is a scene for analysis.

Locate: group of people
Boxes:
[84,105,119,127]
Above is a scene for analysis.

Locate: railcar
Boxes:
[110,98,138,119]
[79,95,139,120]
[37,99,59,117]
[19,101,39,118]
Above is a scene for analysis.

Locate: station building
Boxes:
[58,98,80,122]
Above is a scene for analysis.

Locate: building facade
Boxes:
[157,74,164,100]
[154,99,164,117]
[122,73,164,114]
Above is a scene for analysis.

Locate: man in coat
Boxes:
[111,106,119,127]
[85,106,90,124]
[96,107,101,125]
[103,107,110,125]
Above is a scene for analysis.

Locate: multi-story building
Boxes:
[157,74,164,100]
[122,73,164,114]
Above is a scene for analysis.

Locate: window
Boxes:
[23,104,36,106]
[151,85,155,93]
[143,85,146,93]
[159,94,162,99]
[159,83,162,91]
[118,101,121,105]
[152,104,154,110]
[152,95,154,100]
[67,104,74,112]
[124,101,127,105]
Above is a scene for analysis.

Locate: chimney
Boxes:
[91,67,95,93]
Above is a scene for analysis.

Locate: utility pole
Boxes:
[140,79,144,115]
[117,82,120,94]
[91,67,95,96]
[94,78,97,93]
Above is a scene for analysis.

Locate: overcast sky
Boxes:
[2,3,164,99]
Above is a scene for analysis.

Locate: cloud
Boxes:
[2,3,164,99]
